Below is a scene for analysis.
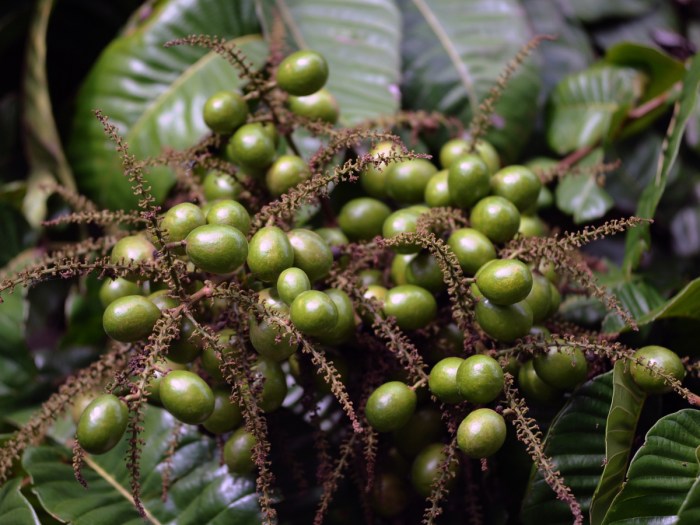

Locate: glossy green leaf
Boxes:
[399,0,541,162]
[257,0,400,126]
[624,53,700,275]
[523,0,595,96]
[547,65,645,155]
[602,409,700,524]
[68,0,261,210]
[601,280,665,333]
[635,277,700,326]
[589,361,646,525]
[24,405,261,524]
[555,174,614,224]
[521,371,613,524]
[560,0,655,23]
[22,0,75,227]
[0,478,40,525]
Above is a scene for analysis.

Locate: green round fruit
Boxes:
[439,138,469,169]
[205,199,250,234]
[203,91,248,134]
[265,155,311,196]
[287,228,333,282]
[490,165,542,212]
[547,282,562,318]
[534,346,588,390]
[249,289,298,362]
[338,197,392,241]
[360,141,397,199]
[428,357,465,404]
[226,123,276,171]
[77,394,129,455]
[247,226,295,282]
[290,290,338,338]
[358,269,383,287]
[447,228,497,276]
[524,274,553,324]
[518,360,562,404]
[160,370,215,425]
[393,407,444,457]
[224,428,256,474]
[385,159,438,203]
[99,277,142,308]
[252,357,288,412]
[276,50,329,96]
[519,215,548,238]
[448,154,490,209]
[363,285,387,316]
[475,259,533,306]
[630,345,686,394]
[110,235,155,276]
[103,295,161,342]
[317,288,357,345]
[315,227,349,248]
[384,285,437,330]
[201,329,237,382]
[410,443,459,498]
[202,170,244,201]
[166,317,201,364]
[162,202,206,254]
[71,392,97,425]
[469,196,521,244]
[382,208,422,254]
[390,254,414,285]
[365,381,417,432]
[277,267,311,305]
[185,224,248,274]
[424,170,451,207]
[406,252,446,293]
[456,408,506,458]
[147,289,178,311]
[456,354,504,404]
[370,471,409,518]
[475,299,533,343]
[202,389,243,434]
[474,140,500,175]
[287,88,339,123]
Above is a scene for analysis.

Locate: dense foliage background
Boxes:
[1,0,700,523]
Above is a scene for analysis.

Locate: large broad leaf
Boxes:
[399,0,541,162]
[256,0,401,126]
[636,277,700,325]
[602,409,700,524]
[589,361,646,525]
[523,0,594,97]
[600,280,665,333]
[0,479,41,525]
[24,405,261,524]
[547,65,646,155]
[624,53,700,275]
[555,173,614,224]
[68,0,262,210]
[521,371,613,524]
[22,0,75,227]
[559,0,656,23]
[592,1,680,51]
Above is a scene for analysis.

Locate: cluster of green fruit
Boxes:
[70,48,688,516]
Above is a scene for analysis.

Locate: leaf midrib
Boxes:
[126,34,263,144]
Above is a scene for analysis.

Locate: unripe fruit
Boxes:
[252,357,288,412]
[98,277,142,308]
[411,443,460,497]
[266,155,311,196]
[428,357,464,404]
[469,196,521,243]
[475,259,533,306]
[224,428,256,474]
[185,224,248,274]
[110,235,155,278]
[159,370,215,425]
[518,360,561,404]
[406,252,446,293]
[457,408,506,458]
[524,273,552,323]
[456,354,504,404]
[447,228,497,276]
[226,123,276,171]
[103,295,161,342]
[448,154,490,209]
[161,202,206,254]
[202,389,243,434]
[630,345,686,394]
[360,141,397,198]
[385,159,437,203]
[382,208,422,254]
[534,346,588,390]
[247,226,295,282]
[202,170,244,201]
[249,289,298,362]
[392,407,444,457]
[277,267,311,305]
[287,228,333,282]
[290,290,339,338]
[276,50,329,96]
[370,471,409,518]
[202,91,248,134]
[77,394,129,455]
[384,284,437,330]
[205,199,250,234]
[475,299,533,343]
[317,288,357,345]
[338,197,392,241]
[490,165,542,212]
[287,88,339,123]
[424,170,451,207]
[365,381,417,432]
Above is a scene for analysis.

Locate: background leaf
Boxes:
[399,0,541,162]
[623,53,700,275]
[257,0,401,126]
[600,279,665,333]
[555,173,614,224]
[521,371,612,524]
[68,0,261,210]
[635,277,700,325]
[547,65,645,155]
[0,478,40,525]
[559,0,656,24]
[589,361,646,525]
[602,409,700,524]
[24,405,261,524]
